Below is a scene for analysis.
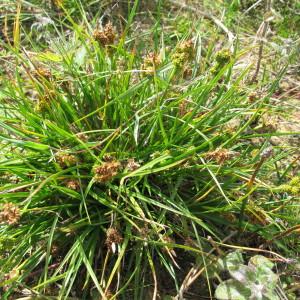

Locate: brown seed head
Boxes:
[93,161,121,182]
[248,91,259,103]
[139,226,150,239]
[4,268,19,281]
[261,114,278,132]
[0,203,20,225]
[103,154,114,162]
[161,235,176,256]
[162,235,175,246]
[183,67,193,78]
[76,132,88,142]
[178,40,194,55]
[126,158,140,171]
[205,148,234,164]
[141,52,161,74]
[260,147,273,159]
[184,236,195,247]
[56,151,77,167]
[105,228,123,250]
[222,213,237,223]
[65,179,80,191]
[50,243,60,257]
[93,22,116,46]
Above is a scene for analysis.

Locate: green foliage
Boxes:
[276,175,300,195]
[215,251,280,300]
[0,0,299,299]
[215,279,251,300]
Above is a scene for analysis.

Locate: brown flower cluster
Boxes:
[0,203,20,225]
[205,148,235,164]
[141,52,161,74]
[50,243,60,257]
[65,179,80,191]
[103,290,113,300]
[178,40,194,55]
[139,226,150,240]
[248,91,260,103]
[183,67,192,79]
[105,228,123,251]
[76,132,88,142]
[93,161,121,183]
[56,151,77,167]
[93,22,116,47]
[126,158,140,171]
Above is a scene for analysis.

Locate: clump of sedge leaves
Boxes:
[0,0,297,299]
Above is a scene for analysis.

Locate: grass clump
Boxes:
[0,1,299,299]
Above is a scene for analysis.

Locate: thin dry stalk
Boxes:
[250,0,272,83]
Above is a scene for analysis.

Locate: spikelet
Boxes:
[65,179,80,191]
[141,52,161,74]
[205,148,235,164]
[171,39,194,67]
[126,158,140,171]
[56,151,77,167]
[93,161,121,182]
[105,228,123,253]
[0,203,20,225]
[93,22,116,47]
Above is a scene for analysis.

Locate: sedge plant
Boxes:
[0,1,297,299]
